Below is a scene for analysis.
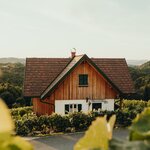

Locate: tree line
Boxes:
[0,63,29,108]
[129,61,150,100]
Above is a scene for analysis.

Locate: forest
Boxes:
[0,61,149,108]
[129,61,150,100]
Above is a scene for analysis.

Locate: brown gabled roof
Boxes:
[24,56,135,97]
[24,58,71,97]
[91,58,135,94]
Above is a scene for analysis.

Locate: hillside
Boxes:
[0,63,25,86]
[129,60,150,99]
[0,58,25,64]
[140,61,150,70]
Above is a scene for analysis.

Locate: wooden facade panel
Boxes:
[32,96,54,115]
[52,61,117,101]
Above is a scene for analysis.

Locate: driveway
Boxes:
[26,129,128,150]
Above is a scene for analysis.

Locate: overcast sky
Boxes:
[0,0,150,59]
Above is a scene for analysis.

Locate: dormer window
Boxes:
[79,74,88,86]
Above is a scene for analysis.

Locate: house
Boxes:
[23,52,134,115]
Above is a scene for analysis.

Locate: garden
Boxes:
[11,99,150,136]
[1,99,150,150]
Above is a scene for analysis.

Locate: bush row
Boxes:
[13,110,137,136]
[12,100,150,136]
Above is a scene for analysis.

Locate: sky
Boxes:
[0,0,150,59]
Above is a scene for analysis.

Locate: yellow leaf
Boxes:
[107,115,116,140]
[0,99,14,133]
[74,117,109,150]
[10,136,34,150]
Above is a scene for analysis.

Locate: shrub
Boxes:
[16,97,26,107]
[123,100,147,113]
[19,109,27,117]
[0,91,15,107]
[11,106,33,117]
[15,120,30,136]
[49,113,71,132]
[69,112,89,131]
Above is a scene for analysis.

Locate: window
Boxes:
[92,103,102,111]
[65,105,69,114]
[65,104,82,114]
[79,74,88,86]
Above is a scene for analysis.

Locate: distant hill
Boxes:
[140,61,150,70]
[127,60,149,66]
[0,58,25,64]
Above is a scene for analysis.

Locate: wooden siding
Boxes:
[54,61,117,100]
[33,60,118,115]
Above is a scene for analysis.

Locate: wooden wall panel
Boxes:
[32,96,54,116]
[53,61,117,101]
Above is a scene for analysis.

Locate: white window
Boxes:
[65,104,82,114]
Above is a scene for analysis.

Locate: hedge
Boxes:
[11,100,150,136]
[12,110,136,136]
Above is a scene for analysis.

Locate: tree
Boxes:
[0,91,15,108]
[143,85,150,101]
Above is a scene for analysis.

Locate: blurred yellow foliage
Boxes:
[0,99,33,150]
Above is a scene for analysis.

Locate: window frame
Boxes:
[79,74,88,87]
[65,104,82,114]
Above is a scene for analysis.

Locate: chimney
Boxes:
[71,48,76,58]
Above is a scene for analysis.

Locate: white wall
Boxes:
[55,99,114,115]
[55,100,89,115]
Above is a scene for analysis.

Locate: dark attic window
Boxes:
[79,74,88,86]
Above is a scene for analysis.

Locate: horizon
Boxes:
[0,0,150,59]
[0,56,149,60]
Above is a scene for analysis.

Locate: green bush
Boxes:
[11,106,33,117]
[69,112,89,131]
[123,100,147,113]
[0,91,15,108]
[116,110,136,127]
[49,113,71,132]
[19,109,27,117]
[15,120,30,136]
